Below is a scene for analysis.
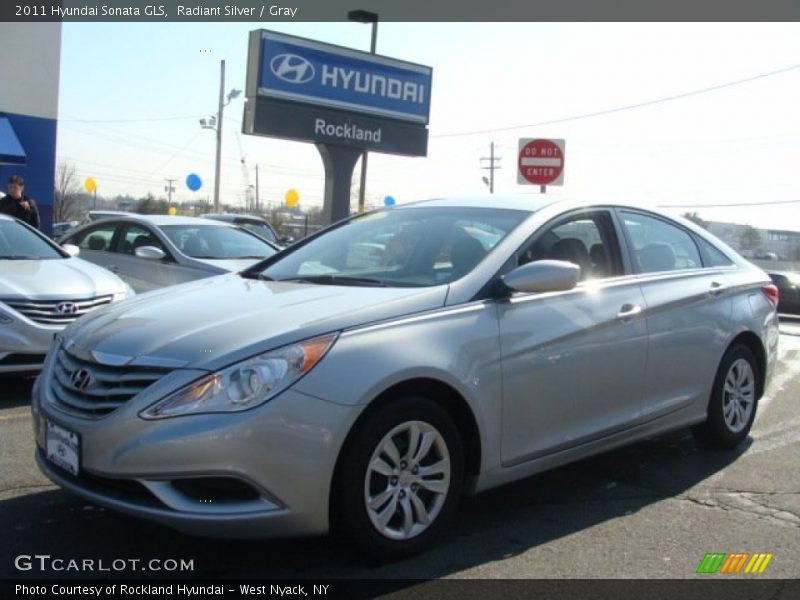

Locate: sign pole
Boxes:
[316,144,363,224]
[540,185,546,194]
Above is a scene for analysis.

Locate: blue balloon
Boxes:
[186,173,202,191]
[384,195,396,206]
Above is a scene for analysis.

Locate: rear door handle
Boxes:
[709,281,726,296]
[617,304,643,320]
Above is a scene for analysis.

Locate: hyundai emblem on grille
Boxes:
[70,368,93,391]
[56,302,79,315]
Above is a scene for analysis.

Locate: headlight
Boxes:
[140,333,338,419]
[112,284,136,301]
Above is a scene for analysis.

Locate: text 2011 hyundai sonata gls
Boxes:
[33,197,779,560]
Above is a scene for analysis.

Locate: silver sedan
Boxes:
[0,214,133,373]
[33,197,779,560]
[59,214,279,292]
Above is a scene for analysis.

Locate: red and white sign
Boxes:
[518,138,565,186]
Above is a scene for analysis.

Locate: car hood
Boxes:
[0,258,127,298]
[65,274,448,370]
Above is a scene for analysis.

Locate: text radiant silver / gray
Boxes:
[33,197,779,560]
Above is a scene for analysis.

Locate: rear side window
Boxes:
[621,212,702,273]
[695,236,734,267]
[70,223,118,253]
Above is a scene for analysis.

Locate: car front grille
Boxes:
[50,347,170,418]
[1,295,114,325]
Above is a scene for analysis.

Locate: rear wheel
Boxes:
[693,344,759,449]
[333,397,464,561]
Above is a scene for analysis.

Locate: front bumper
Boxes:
[33,375,361,538]
[0,314,59,373]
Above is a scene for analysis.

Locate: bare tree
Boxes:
[738,225,763,255]
[682,211,709,229]
[53,161,83,222]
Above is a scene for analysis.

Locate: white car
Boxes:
[0,215,134,374]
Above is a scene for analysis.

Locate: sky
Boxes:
[56,22,800,231]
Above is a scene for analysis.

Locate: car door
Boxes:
[65,221,122,273]
[617,210,733,420]
[498,209,648,466]
[112,223,211,292]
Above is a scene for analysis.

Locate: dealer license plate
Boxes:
[46,420,80,476]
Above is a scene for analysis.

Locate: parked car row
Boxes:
[28,197,780,561]
[58,214,279,293]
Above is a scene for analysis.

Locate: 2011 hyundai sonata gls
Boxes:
[33,197,779,560]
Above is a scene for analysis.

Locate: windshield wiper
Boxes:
[241,272,274,281]
[0,255,41,260]
[279,275,388,287]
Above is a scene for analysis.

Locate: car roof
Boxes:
[202,213,268,222]
[397,196,561,212]
[89,214,239,227]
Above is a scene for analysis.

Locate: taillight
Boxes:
[762,284,779,309]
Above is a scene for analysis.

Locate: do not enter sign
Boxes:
[518,138,565,186]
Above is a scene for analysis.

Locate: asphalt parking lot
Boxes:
[1,317,799,581]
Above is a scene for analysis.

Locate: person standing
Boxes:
[0,175,40,229]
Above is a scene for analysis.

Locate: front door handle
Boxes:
[617,304,643,320]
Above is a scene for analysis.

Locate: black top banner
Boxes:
[3,0,800,22]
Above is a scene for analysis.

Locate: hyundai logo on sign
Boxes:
[270,54,315,84]
[253,30,432,124]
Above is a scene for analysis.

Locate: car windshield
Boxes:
[159,224,277,260]
[0,220,63,260]
[257,207,529,287]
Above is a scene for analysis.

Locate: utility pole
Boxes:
[255,164,260,213]
[164,179,176,204]
[348,10,379,213]
[480,141,502,194]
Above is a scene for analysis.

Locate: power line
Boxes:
[659,199,800,208]
[59,114,208,123]
[433,63,800,139]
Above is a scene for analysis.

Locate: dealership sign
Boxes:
[250,30,432,125]
[244,29,432,224]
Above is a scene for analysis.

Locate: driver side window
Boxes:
[518,211,622,281]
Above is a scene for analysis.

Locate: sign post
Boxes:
[517,138,565,192]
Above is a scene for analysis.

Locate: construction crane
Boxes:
[234,131,255,212]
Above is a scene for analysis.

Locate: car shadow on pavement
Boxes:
[0,376,35,408]
[0,428,750,581]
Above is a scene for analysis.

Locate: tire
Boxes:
[333,396,464,562]
[693,344,759,449]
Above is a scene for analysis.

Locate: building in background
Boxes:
[0,23,61,236]
[707,221,800,270]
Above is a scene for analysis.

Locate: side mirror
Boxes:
[280,235,294,245]
[502,260,580,294]
[134,246,166,260]
[61,243,80,257]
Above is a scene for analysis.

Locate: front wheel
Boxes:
[693,344,759,449]
[333,397,464,561]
